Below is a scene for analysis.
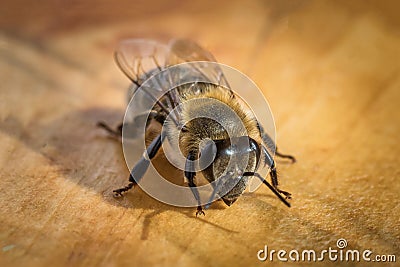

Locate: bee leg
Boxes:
[262,146,292,199]
[275,147,296,163]
[244,172,291,207]
[258,123,296,163]
[97,121,122,138]
[185,152,205,216]
[269,164,292,199]
[113,180,136,197]
[113,134,163,197]
[98,111,164,140]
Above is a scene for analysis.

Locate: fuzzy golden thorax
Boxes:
[166,84,262,157]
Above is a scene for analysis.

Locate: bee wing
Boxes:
[115,39,181,123]
[115,39,231,130]
[114,39,170,90]
[167,39,231,89]
[168,39,217,63]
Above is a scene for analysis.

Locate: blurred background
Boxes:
[1,1,399,266]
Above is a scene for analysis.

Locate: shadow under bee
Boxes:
[0,107,238,238]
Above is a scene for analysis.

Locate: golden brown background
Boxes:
[0,1,399,266]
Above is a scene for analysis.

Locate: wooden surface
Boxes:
[1,1,399,266]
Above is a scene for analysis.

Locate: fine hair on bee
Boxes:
[97,39,296,216]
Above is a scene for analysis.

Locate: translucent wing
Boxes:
[168,39,217,63]
[114,39,231,130]
[167,39,230,89]
[115,39,180,125]
[114,39,170,95]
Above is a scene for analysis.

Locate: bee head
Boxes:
[200,136,261,206]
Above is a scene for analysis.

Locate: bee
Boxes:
[98,39,296,216]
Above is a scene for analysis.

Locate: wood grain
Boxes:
[1,1,399,266]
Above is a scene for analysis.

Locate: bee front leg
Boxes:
[113,134,163,196]
[269,164,292,199]
[262,145,292,199]
[244,172,291,207]
[185,152,205,216]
